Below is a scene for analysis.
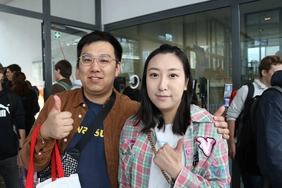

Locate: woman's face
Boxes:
[6,68,13,81]
[146,53,188,118]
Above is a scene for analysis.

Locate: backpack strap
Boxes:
[57,81,71,91]
[245,83,255,105]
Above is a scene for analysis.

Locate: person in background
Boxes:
[50,59,72,94]
[20,31,229,188]
[5,64,21,88]
[226,55,282,188]
[0,64,25,188]
[11,72,40,137]
[10,72,40,188]
[118,44,231,187]
[122,76,141,102]
[71,69,82,90]
[255,70,282,188]
[0,65,8,89]
[26,80,39,97]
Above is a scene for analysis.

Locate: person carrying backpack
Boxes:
[50,59,72,95]
[226,55,282,188]
[255,70,282,188]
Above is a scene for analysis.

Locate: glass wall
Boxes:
[50,24,92,84]
[240,0,282,84]
[111,7,232,114]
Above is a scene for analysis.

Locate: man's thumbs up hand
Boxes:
[40,95,74,140]
[51,95,61,113]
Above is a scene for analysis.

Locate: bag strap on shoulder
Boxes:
[75,91,116,152]
[245,83,255,105]
[57,81,71,91]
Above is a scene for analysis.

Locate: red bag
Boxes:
[26,125,69,188]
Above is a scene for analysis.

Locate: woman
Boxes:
[11,72,40,136]
[5,64,21,88]
[118,44,230,187]
[10,72,40,188]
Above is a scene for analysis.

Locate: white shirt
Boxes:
[226,79,267,120]
[148,124,184,188]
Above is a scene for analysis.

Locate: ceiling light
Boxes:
[264,17,271,21]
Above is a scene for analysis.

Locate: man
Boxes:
[226,55,282,188]
[20,30,229,188]
[256,70,282,188]
[50,59,72,94]
[0,64,25,188]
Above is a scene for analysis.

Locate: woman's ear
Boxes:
[184,78,189,91]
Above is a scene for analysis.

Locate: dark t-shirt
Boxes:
[65,95,111,188]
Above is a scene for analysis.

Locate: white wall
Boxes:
[102,0,209,24]
[0,12,42,87]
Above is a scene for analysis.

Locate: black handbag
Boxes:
[38,92,116,182]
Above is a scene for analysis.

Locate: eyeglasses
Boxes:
[79,53,119,67]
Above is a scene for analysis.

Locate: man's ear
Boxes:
[115,62,121,77]
[261,69,267,77]
[75,69,80,79]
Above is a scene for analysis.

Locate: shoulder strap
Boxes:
[146,132,172,185]
[75,91,116,152]
[57,81,71,91]
[245,83,255,105]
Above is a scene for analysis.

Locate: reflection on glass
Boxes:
[111,7,232,114]
[240,1,282,84]
[51,24,92,84]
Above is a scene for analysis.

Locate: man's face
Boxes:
[263,64,282,87]
[77,41,121,102]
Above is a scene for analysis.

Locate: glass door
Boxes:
[50,24,92,84]
[244,9,281,83]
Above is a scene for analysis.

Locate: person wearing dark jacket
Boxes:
[50,59,72,95]
[0,65,25,188]
[256,69,282,188]
[10,72,40,188]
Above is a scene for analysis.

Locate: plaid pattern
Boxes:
[118,105,231,188]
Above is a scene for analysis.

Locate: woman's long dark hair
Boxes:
[10,72,31,95]
[135,44,193,135]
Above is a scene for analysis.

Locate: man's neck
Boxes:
[260,78,270,88]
